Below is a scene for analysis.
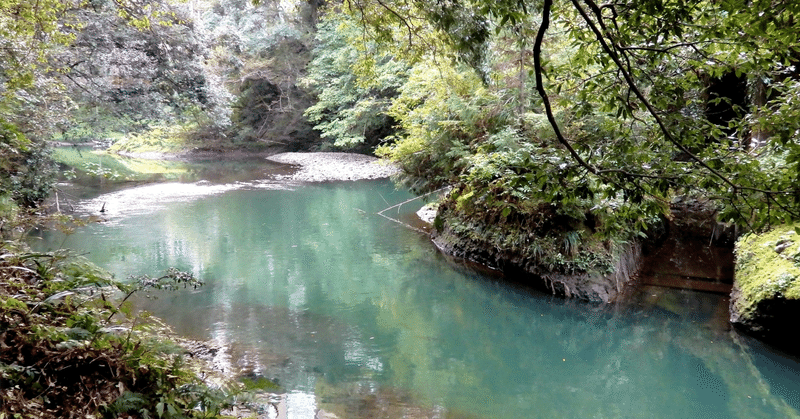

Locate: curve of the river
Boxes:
[34,165,800,419]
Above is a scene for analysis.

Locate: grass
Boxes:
[51,147,192,183]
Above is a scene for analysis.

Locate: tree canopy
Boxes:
[1,0,799,236]
[309,0,800,234]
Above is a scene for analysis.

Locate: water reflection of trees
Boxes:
[37,181,800,419]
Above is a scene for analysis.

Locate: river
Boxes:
[33,161,800,418]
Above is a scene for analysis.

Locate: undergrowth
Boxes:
[435,181,634,276]
[0,242,237,418]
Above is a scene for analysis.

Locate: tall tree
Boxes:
[339,0,800,232]
[302,11,409,148]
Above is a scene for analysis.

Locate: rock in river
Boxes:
[730,223,800,346]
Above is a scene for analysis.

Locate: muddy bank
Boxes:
[267,152,398,182]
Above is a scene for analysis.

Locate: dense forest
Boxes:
[2,0,798,233]
[2,0,800,416]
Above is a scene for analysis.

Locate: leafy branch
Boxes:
[529,0,800,228]
[107,267,203,323]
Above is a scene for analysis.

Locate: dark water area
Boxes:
[639,234,734,294]
[31,172,800,418]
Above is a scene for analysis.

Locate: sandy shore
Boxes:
[267,152,398,182]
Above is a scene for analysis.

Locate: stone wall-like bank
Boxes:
[730,223,800,347]
[431,215,643,303]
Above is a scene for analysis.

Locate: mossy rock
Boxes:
[431,199,642,303]
[730,223,800,343]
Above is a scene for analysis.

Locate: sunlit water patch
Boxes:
[73,180,295,222]
[33,179,800,419]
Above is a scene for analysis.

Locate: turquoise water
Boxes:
[34,178,800,418]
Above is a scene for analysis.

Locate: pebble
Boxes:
[267,152,398,182]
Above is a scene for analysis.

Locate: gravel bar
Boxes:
[267,152,398,182]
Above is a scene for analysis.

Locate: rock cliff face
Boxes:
[427,198,739,304]
[730,223,800,346]
[431,215,642,303]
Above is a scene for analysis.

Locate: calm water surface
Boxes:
[34,176,800,418]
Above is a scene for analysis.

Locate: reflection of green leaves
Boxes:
[83,162,122,180]
[240,375,281,391]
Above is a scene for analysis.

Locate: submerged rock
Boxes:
[730,223,800,345]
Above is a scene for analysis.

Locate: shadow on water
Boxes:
[638,234,734,294]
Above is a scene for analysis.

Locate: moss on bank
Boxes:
[731,223,800,327]
[431,185,643,302]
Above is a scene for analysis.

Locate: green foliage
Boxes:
[0,0,79,92]
[0,243,233,418]
[376,61,492,191]
[0,121,56,208]
[302,13,410,148]
[341,0,800,238]
[438,186,619,275]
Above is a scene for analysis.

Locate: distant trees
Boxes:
[302,14,409,149]
[1,0,326,151]
[203,0,322,147]
[55,0,234,143]
[3,0,798,234]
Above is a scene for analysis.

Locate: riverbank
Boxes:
[0,244,241,418]
[267,152,398,182]
[730,223,800,348]
[417,193,743,305]
[21,159,800,418]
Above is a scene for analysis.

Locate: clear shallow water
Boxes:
[33,178,800,419]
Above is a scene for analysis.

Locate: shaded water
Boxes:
[33,176,800,418]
